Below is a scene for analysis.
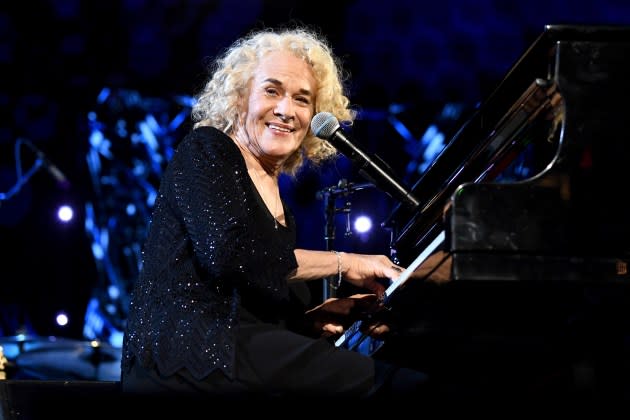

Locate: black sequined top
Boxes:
[121,126,300,380]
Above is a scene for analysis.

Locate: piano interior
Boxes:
[344,24,630,403]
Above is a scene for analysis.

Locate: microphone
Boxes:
[311,112,419,208]
[23,140,70,187]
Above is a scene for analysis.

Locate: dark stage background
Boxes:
[1,0,629,364]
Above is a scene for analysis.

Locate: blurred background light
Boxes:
[55,312,69,327]
[57,205,74,222]
[354,215,373,234]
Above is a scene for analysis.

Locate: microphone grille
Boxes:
[311,112,340,139]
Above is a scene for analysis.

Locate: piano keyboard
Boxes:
[335,230,446,352]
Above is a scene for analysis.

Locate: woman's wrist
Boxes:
[331,250,342,289]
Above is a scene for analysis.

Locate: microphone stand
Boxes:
[317,179,374,300]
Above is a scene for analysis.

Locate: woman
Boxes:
[121,26,428,400]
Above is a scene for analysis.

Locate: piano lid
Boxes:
[385,24,630,268]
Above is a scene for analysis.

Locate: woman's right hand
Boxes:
[339,252,404,297]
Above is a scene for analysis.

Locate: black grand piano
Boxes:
[336,24,630,402]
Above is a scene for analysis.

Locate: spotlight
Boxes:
[354,215,373,233]
[55,312,69,327]
[57,204,74,222]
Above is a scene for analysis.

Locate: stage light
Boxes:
[57,204,73,222]
[354,215,373,233]
[55,312,69,327]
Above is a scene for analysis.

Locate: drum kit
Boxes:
[0,334,121,381]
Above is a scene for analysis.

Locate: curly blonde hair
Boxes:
[192,27,356,176]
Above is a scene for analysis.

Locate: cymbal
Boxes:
[12,339,121,381]
[0,334,39,344]
[0,335,84,359]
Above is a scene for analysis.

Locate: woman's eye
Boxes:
[296,96,310,105]
[265,88,278,96]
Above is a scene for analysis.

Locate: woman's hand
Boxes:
[291,249,405,298]
[340,253,404,297]
[304,293,390,338]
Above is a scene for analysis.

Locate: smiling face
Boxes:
[234,50,317,170]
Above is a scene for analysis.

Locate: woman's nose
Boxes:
[274,97,294,121]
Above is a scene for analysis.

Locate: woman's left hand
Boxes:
[305,293,390,338]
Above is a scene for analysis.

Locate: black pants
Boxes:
[122,318,429,401]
